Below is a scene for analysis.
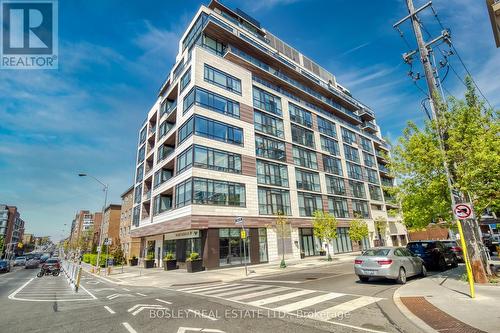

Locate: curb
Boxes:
[81,267,123,285]
[393,286,437,333]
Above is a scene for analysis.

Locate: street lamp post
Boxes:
[78,173,108,272]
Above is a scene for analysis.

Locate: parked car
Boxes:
[40,254,50,263]
[14,256,27,266]
[407,240,458,271]
[442,240,464,262]
[0,260,11,273]
[354,247,426,284]
[25,258,40,269]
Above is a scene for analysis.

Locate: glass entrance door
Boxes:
[300,228,316,257]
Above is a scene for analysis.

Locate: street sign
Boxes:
[96,246,101,252]
[240,229,247,239]
[235,217,243,225]
[104,238,112,245]
[453,203,473,220]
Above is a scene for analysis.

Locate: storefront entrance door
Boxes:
[300,228,316,257]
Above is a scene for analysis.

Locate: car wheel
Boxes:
[396,267,407,284]
[358,276,370,282]
[451,256,458,268]
[420,265,427,277]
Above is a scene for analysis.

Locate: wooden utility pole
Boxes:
[394,0,488,285]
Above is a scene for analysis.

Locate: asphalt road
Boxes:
[0,261,424,333]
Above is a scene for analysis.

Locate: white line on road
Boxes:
[177,283,231,292]
[273,292,344,312]
[136,292,147,296]
[122,322,138,333]
[187,309,218,321]
[123,288,130,291]
[8,278,34,300]
[198,284,249,295]
[229,286,291,301]
[245,279,302,284]
[104,305,115,314]
[309,296,383,321]
[248,289,316,306]
[79,284,97,299]
[156,298,172,304]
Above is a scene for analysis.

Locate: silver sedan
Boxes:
[354,247,426,284]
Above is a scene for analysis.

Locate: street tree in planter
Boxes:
[274,211,290,268]
[312,210,338,261]
[374,216,387,246]
[348,216,369,251]
[144,252,155,268]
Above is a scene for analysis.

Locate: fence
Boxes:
[61,260,82,292]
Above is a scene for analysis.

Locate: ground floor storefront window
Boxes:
[162,239,176,259]
[332,227,353,253]
[258,228,268,263]
[219,228,250,266]
[299,228,320,257]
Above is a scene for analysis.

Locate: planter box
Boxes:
[144,259,155,269]
[319,251,326,256]
[163,260,177,271]
[186,259,204,273]
[300,253,305,259]
[129,258,138,266]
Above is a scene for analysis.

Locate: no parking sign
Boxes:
[453,203,473,220]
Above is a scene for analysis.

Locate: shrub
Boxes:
[82,253,91,263]
[146,253,155,260]
[163,252,175,260]
[186,252,200,261]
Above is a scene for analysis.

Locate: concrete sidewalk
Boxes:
[80,252,359,287]
[394,265,500,333]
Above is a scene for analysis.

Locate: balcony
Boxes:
[161,99,177,118]
[378,164,390,174]
[362,121,377,133]
[142,190,151,202]
[358,107,375,121]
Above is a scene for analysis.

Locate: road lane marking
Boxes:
[156,298,172,304]
[122,322,138,333]
[104,305,115,314]
[123,288,130,291]
[187,309,218,321]
[212,285,272,298]
[79,284,97,299]
[229,286,291,301]
[197,284,249,295]
[245,279,302,284]
[309,296,383,321]
[248,289,316,306]
[273,292,344,312]
[8,278,34,300]
[136,292,147,296]
[177,283,232,293]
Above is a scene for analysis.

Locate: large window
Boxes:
[325,175,346,195]
[204,64,241,94]
[255,134,286,161]
[157,144,175,162]
[352,199,370,218]
[139,127,147,145]
[193,178,245,207]
[328,197,349,218]
[183,87,240,118]
[291,124,315,148]
[254,110,284,138]
[349,180,366,199]
[194,145,241,174]
[175,179,192,208]
[289,103,312,127]
[176,146,194,174]
[182,12,208,51]
[154,168,173,188]
[153,194,172,215]
[369,184,383,201]
[295,169,321,192]
[344,144,360,163]
[298,192,322,217]
[137,145,145,164]
[257,160,289,187]
[201,34,226,56]
[136,164,143,183]
[293,146,318,169]
[365,167,379,184]
[258,187,291,215]
[346,162,363,180]
[180,67,191,92]
[134,184,142,204]
[332,227,353,253]
[317,116,337,138]
[363,152,376,168]
[253,86,282,116]
[178,115,243,146]
[321,136,340,156]
[323,155,343,176]
[341,127,356,144]
[158,120,175,140]
[360,136,373,153]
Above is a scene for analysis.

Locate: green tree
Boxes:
[274,211,290,268]
[0,236,4,257]
[312,210,338,261]
[111,245,125,265]
[348,217,369,250]
[389,78,498,281]
[374,216,387,246]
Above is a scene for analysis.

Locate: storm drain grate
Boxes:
[400,296,486,333]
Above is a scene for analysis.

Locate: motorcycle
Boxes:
[36,266,60,277]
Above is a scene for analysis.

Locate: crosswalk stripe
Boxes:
[230,286,292,301]
[177,283,232,293]
[197,284,251,295]
[309,296,382,320]
[209,285,273,298]
[273,292,345,312]
[248,289,316,306]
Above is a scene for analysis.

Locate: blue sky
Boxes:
[0,0,498,241]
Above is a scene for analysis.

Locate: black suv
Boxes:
[407,240,458,271]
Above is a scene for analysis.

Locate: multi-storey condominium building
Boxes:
[130,0,407,270]
[0,204,25,258]
[120,186,140,260]
[69,210,102,250]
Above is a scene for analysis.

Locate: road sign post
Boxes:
[235,217,248,276]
